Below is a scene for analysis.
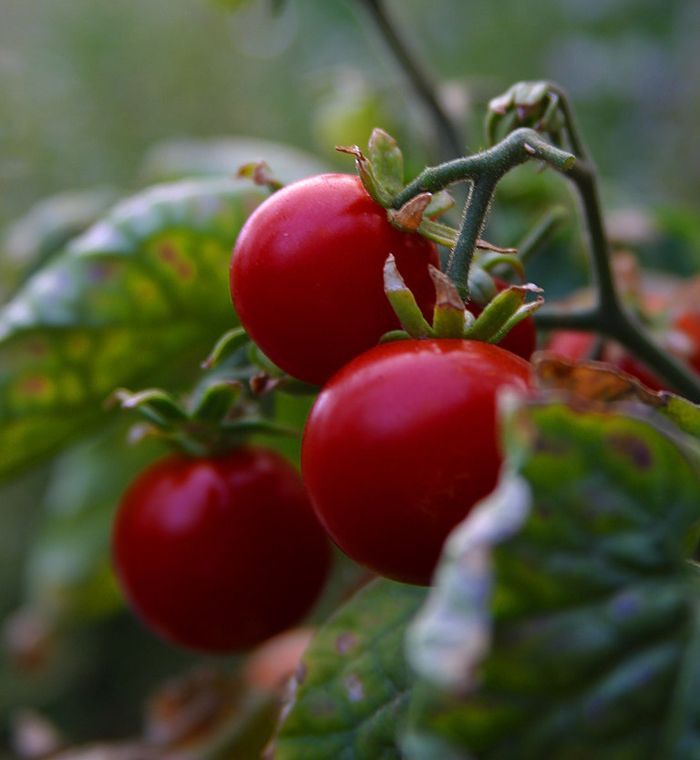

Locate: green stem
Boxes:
[394,128,575,207]
[359,0,464,161]
[448,177,496,296]
[547,82,588,160]
[567,162,619,314]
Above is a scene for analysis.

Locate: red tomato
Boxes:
[544,330,665,391]
[301,340,532,585]
[230,174,439,385]
[112,447,330,653]
[673,311,700,374]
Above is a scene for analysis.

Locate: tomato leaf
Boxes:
[274,578,427,759]
[26,422,165,622]
[404,398,700,759]
[0,179,265,481]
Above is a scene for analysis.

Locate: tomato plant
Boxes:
[230,173,439,385]
[112,446,330,653]
[301,339,532,585]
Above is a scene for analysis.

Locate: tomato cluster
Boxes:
[228,174,535,586]
[120,171,700,654]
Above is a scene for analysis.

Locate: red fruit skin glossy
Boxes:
[230,173,439,385]
[301,340,532,585]
[545,330,665,391]
[112,447,330,653]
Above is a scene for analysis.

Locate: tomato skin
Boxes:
[230,174,439,385]
[301,340,532,585]
[545,330,666,391]
[112,447,330,653]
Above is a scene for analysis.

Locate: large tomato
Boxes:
[112,447,330,653]
[230,174,439,385]
[301,340,532,585]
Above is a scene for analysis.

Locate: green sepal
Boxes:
[476,251,526,280]
[336,145,393,207]
[109,388,188,428]
[384,255,435,339]
[368,128,404,196]
[424,190,455,220]
[247,343,284,376]
[430,267,467,339]
[191,380,243,423]
[416,218,458,248]
[465,283,543,343]
[379,329,412,344]
[220,418,298,439]
[201,326,250,369]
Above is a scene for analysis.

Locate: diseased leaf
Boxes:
[534,352,700,441]
[274,579,427,760]
[0,179,265,480]
[405,398,700,759]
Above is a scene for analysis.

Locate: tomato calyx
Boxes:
[381,254,543,350]
[107,338,299,457]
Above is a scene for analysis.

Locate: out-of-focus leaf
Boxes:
[274,579,427,759]
[24,422,166,622]
[1,188,119,292]
[534,352,700,441]
[405,397,700,759]
[0,178,265,481]
[141,137,327,186]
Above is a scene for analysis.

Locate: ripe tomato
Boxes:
[301,340,532,585]
[112,447,330,653]
[544,330,666,391]
[230,174,439,385]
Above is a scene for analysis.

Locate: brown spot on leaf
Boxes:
[534,352,665,407]
[336,632,358,655]
[608,433,653,469]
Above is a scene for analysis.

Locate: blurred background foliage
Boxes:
[0,0,699,755]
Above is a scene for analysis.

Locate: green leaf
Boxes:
[1,187,118,293]
[274,579,427,760]
[405,399,700,759]
[0,178,265,481]
[25,422,165,621]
